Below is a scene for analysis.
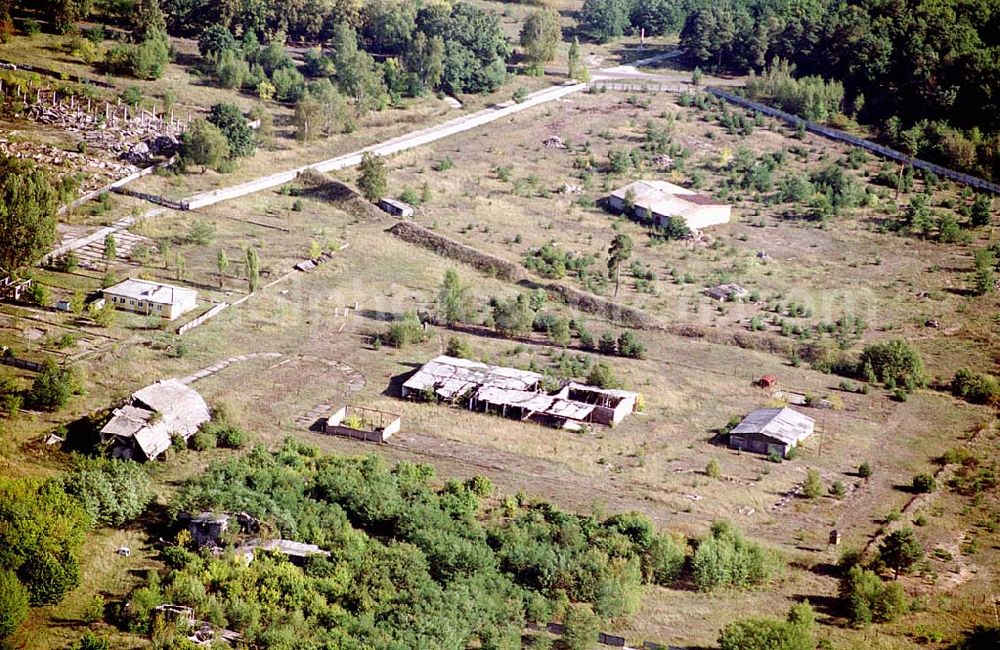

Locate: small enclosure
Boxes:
[323,405,401,443]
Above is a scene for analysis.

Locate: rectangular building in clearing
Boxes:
[728,407,815,458]
[103,278,198,320]
[609,180,731,231]
[378,197,415,218]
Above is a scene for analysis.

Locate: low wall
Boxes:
[58,156,176,215]
[176,303,229,336]
[323,405,400,443]
[180,82,587,211]
[0,356,43,372]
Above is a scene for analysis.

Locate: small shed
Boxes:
[728,407,815,458]
[55,299,72,312]
[378,197,415,218]
[759,374,777,389]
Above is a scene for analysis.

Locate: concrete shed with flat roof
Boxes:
[609,180,731,231]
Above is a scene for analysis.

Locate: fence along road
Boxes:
[706,87,1000,196]
[181,81,588,210]
[180,49,692,211]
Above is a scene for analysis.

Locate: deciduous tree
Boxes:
[180,119,230,172]
[357,152,387,203]
[0,157,57,277]
[519,9,560,75]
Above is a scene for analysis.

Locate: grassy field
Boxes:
[1,8,999,650]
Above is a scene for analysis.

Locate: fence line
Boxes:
[527,621,677,649]
[589,81,685,94]
[111,186,185,210]
[0,356,43,372]
[176,302,229,336]
[705,87,1000,195]
[59,156,176,215]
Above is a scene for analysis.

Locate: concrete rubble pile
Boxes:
[0,137,140,193]
[23,91,183,165]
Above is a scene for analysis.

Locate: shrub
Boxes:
[59,458,153,527]
[0,569,29,640]
[71,633,111,650]
[445,336,473,359]
[189,429,217,451]
[858,339,924,389]
[706,458,721,478]
[211,424,247,449]
[691,521,778,591]
[642,533,687,585]
[839,565,908,626]
[951,368,1000,406]
[586,362,621,389]
[829,481,846,498]
[386,312,427,347]
[598,331,617,355]
[803,469,823,499]
[617,331,645,359]
[911,473,936,493]
[858,461,873,478]
[718,603,814,650]
[878,528,924,578]
[28,359,78,411]
[120,86,144,106]
[562,603,600,650]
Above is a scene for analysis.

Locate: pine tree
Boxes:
[607,233,634,298]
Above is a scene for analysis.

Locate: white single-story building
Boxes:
[100,378,211,461]
[103,278,198,320]
[728,407,815,458]
[378,197,415,218]
[609,180,731,231]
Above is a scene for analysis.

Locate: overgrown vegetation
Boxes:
[119,442,747,647]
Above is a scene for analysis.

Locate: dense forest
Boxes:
[577,0,999,181]
[676,0,1000,181]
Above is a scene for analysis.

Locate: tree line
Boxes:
[677,0,1000,181]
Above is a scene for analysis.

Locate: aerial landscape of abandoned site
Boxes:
[0,0,998,649]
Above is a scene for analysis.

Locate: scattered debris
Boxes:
[756,250,772,262]
[116,547,131,557]
[557,183,583,194]
[703,283,748,302]
[925,319,941,328]
[682,229,713,247]
[542,135,566,149]
[652,154,674,168]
